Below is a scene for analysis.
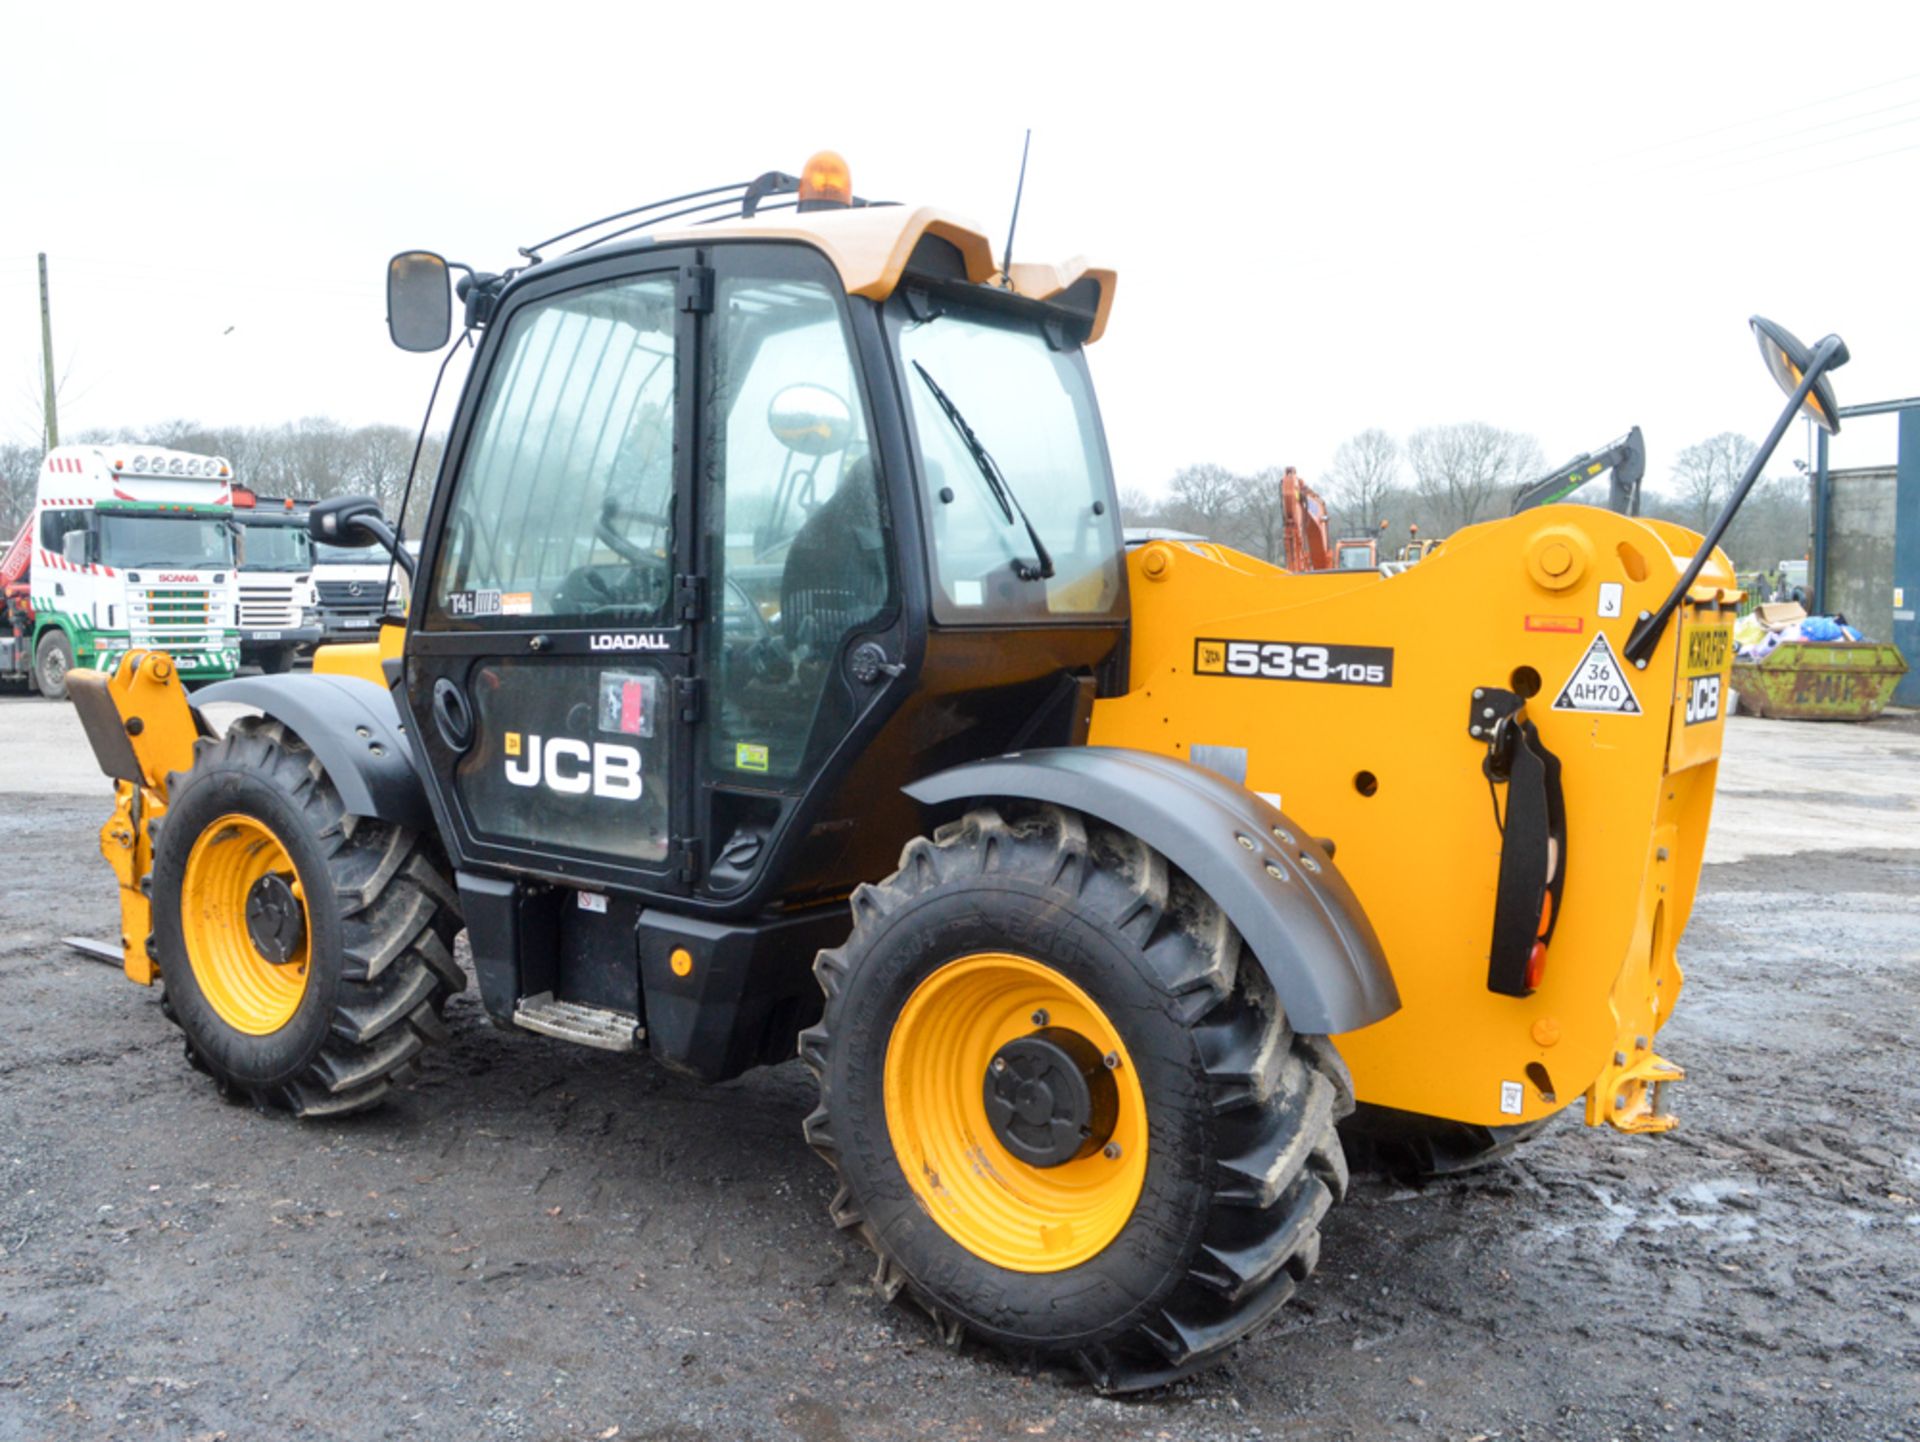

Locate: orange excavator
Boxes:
[1280,465,1333,572]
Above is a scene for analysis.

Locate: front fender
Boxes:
[190,674,432,832]
[904,747,1399,1035]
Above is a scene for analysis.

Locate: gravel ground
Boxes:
[1,694,1916,1441]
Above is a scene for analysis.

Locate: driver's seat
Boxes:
[780,457,888,655]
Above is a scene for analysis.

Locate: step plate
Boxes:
[512,993,643,1052]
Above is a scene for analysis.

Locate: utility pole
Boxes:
[38,253,60,449]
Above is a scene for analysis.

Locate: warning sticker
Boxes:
[1499,1080,1524,1116]
[1552,632,1642,715]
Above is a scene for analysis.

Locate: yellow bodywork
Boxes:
[70,651,203,986]
[311,621,406,690]
[1092,507,1738,1133]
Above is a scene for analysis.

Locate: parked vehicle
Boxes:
[1,446,239,699]
[69,154,1848,1390]
[311,533,399,641]
[230,489,321,673]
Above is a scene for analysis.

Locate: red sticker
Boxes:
[620,680,644,735]
[1525,615,1583,634]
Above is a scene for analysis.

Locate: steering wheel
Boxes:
[596,492,671,565]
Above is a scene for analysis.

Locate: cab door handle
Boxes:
[432,677,474,752]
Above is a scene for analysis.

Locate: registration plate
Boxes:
[342,617,376,629]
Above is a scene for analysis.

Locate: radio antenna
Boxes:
[1000,129,1032,290]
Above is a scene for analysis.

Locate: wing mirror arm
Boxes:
[308,496,416,580]
[1623,329,1848,669]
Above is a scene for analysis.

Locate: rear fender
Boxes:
[903,747,1399,1036]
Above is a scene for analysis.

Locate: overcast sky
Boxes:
[3,2,1916,501]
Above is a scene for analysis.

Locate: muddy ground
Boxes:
[1,696,1916,1442]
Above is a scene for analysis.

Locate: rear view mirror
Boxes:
[768,384,853,457]
[310,495,417,580]
[1750,315,1842,435]
[388,251,452,352]
[62,530,88,565]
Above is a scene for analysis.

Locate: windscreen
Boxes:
[240,525,311,571]
[315,540,384,565]
[97,514,234,569]
[892,303,1122,623]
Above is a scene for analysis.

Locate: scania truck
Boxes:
[0,445,241,699]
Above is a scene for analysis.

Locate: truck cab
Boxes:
[311,535,400,642]
[231,489,321,673]
[4,445,240,698]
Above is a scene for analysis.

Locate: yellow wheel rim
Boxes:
[180,813,311,1036]
[883,952,1149,1273]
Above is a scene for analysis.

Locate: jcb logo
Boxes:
[503,733,644,799]
[1684,674,1722,726]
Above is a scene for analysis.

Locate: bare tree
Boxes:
[343,424,418,519]
[1117,487,1160,529]
[1162,463,1246,545]
[1406,422,1545,531]
[1668,432,1756,532]
[1,443,40,538]
[1235,467,1290,564]
[1324,429,1400,534]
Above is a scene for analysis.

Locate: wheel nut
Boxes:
[991,1057,1006,1075]
[1031,1009,1049,1026]
[1103,1143,1122,1160]
[1103,1051,1120,1070]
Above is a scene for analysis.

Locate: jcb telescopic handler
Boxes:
[68,153,1848,1391]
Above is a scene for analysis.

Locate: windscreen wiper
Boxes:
[912,361,1055,582]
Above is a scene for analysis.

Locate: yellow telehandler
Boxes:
[66,152,1848,1391]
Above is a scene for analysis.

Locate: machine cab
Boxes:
[397,177,1126,920]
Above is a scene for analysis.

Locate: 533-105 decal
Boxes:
[1195,638,1394,688]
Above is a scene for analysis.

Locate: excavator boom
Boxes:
[1510,424,1646,516]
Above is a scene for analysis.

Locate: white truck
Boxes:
[0,445,241,699]
[311,532,401,642]
[230,488,321,673]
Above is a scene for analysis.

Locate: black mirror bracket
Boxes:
[1623,332,1849,669]
[308,495,416,580]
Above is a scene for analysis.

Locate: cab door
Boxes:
[403,253,699,893]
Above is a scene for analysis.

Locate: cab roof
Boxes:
[630,204,1117,344]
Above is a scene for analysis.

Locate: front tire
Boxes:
[34,630,73,701]
[150,716,464,1116]
[800,805,1351,1392]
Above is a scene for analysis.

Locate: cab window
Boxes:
[430,273,677,627]
[891,302,1122,624]
[705,253,889,782]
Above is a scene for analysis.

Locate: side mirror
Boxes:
[1751,315,1845,435]
[387,251,452,352]
[62,530,88,565]
[768,383,853,457]
[309,495,416,579]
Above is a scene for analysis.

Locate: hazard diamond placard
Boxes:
[1552,632,1642,715]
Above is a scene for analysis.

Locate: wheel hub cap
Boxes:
[244,872,306,965]
[983,1028,1118,1168]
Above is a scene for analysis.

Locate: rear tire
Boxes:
[800,805,1352,1392]
[34,630,73,701]
[150,715,464,1116]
